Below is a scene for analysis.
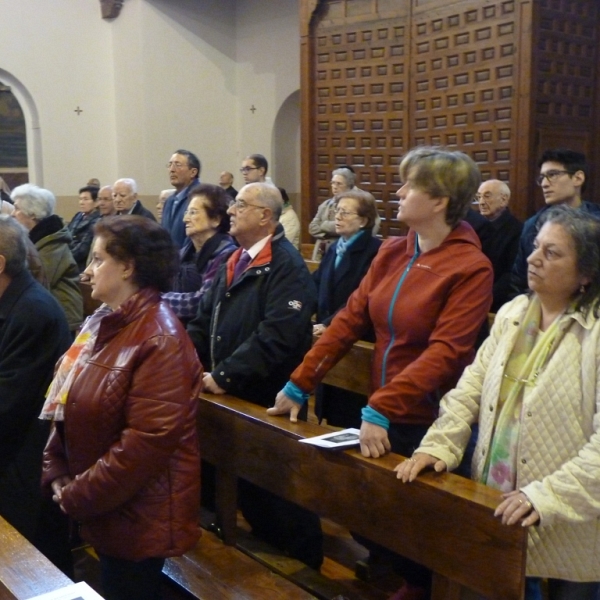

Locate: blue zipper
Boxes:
[380,236,421,387]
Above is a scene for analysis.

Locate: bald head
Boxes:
[219,171,234,189]
[227,183,283,249]
[477,179,510,221]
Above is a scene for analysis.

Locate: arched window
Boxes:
[0,81,28,196]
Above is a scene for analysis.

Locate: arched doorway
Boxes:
[272,90,300,209]
[0,69,42,187]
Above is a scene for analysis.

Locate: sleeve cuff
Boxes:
[283,381,309,406]
[361,405,390,430]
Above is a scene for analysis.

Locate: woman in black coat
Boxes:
[312,189,381,427]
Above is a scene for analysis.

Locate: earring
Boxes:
[580,284,586,294]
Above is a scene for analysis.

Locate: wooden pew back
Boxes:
[198,393,527,600]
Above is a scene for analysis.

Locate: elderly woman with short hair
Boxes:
[42,215,202,600]
[270,147,493,599]
[11,184,82,332]
[396,206,600,600]
[309,167,356,259]
[312,188,382,426]
[163,183,236,323]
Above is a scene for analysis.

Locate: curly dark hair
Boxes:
[93,216,179,292]
[187,183,230,233]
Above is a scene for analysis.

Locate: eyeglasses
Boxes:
[535,170,571,186]
[229,199,266,211]
[334,207,359,219]
[184,208,204,217]
[240,167,258,174]
[166,161,188,169]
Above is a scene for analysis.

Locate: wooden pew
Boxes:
[196,393,527,600]
[0,516,72,599]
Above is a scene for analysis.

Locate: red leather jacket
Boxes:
[43,288,202,561]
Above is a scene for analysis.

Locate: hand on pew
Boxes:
[394,452,447,482]
[359,421,391,458]
[495,490,540,527]
[267,391,302,422]
[202,373,226,394]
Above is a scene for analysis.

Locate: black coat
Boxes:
[313,230,381,327]
[130,199,157,222]
[187,225,316,407]
[0,270,71,540]
[486,209,523,311]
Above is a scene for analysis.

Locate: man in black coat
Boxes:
[112,178,156,221]
[187,182,323,570]
[0,216,72,573]
[476,179,523,311]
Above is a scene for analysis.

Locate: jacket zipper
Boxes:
[380,236,420,388]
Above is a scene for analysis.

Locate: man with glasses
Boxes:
[475,179,522,311]
[240,153,268,184]
[187,182,323,571]
[162,149,201,247]
[510,149,600,296]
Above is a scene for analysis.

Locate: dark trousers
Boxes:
[98,554,165,600]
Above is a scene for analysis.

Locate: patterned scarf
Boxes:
[482,296,568,492]
[40,304,111,421]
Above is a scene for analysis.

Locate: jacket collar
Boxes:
[95,287,161,348]
[405,221,481,258]
[29,214,65,244]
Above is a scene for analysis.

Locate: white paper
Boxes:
[26,581,104,600]
[299,428,360,449]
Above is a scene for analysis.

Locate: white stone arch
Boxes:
[0,68,43,184]
[271,89,300,209]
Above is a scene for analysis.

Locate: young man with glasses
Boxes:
[510,149,600,297]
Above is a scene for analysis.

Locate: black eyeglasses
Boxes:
[535,170,571,186]
[240,167,258,174]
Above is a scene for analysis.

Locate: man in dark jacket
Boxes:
[112,178,156,221]
[187,182,323,570]
[0,216,72,573]
[510,149,600,297]
[476,179,523,312]
[162,150,200,247]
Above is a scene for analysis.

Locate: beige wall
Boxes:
[1,0,301,220]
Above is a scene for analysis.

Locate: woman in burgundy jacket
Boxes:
[42,216,202,600]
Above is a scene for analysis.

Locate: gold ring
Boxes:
[518,499,524,504]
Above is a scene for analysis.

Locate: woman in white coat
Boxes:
[396,206,600,600]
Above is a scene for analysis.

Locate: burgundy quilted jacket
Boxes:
[43,288,202,560]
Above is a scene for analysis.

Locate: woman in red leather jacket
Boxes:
[42,216,203,600]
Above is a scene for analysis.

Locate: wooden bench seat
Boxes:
[0,515,72,600]
[164,529,316,600]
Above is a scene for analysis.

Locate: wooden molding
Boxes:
[100,0,124,20]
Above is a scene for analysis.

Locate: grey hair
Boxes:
[114,178,138,194]
[250,183,283,222]
[0,215,28,276]
[10,184,55,220]
[538,205,600,317]
[331,167,355,188]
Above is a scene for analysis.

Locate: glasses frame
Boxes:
[229,199,267,211]
[535,170,571,186]
[240,167,259,174]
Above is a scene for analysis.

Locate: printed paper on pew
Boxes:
[27,581,105,600]
[299,428,360,449]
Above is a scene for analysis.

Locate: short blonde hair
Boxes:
[399,147,481,228]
